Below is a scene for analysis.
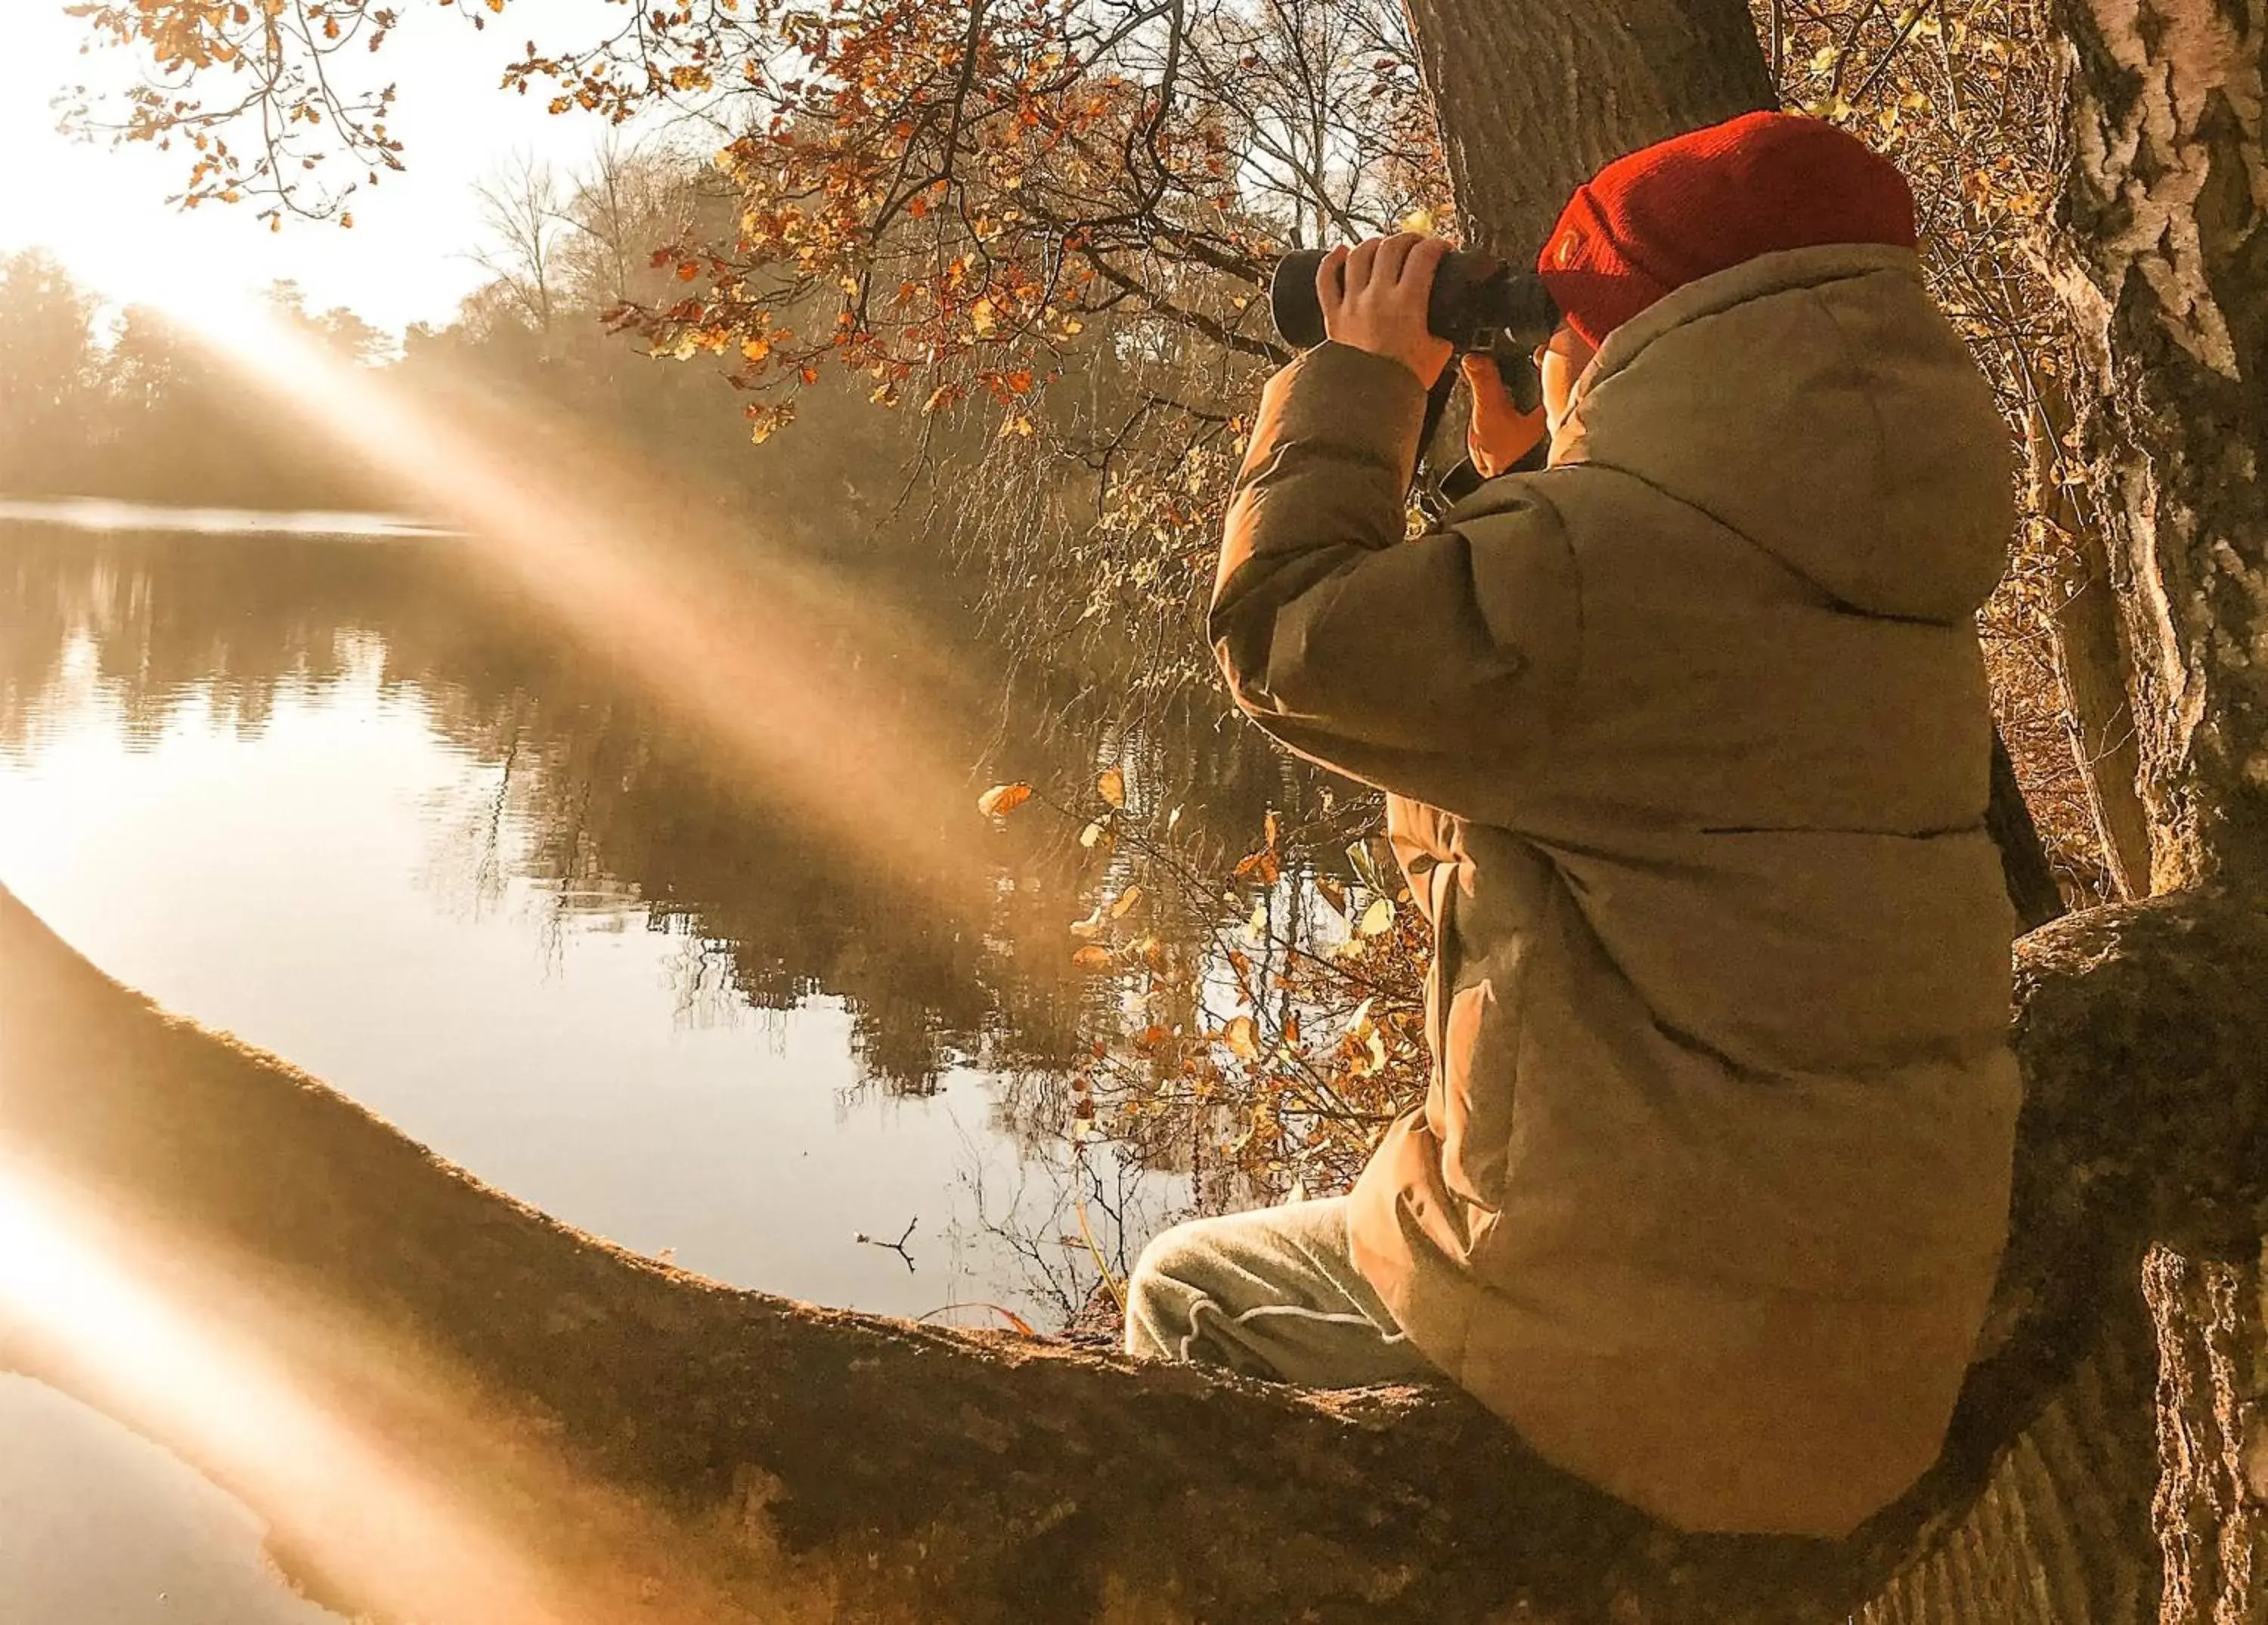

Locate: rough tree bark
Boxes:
[2050,0,2268,890]
[2033,3,2268,1612]
[1396,0,1774,256]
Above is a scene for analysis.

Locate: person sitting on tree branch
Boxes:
[1123,112,2023,1540]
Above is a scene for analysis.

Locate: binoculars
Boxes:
[1269,247,1560,413]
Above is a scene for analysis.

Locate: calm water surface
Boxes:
[0,510,1201,1620]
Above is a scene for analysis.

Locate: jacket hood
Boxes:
[1551,243,2012,624]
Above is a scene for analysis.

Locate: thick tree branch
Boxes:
[3,884,2264,1621]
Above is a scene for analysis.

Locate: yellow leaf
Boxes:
[1223,1016,1259,1060]
[977,782,1033,816]
[1069,904,1107,939]
[1071,944,1114,969]
[1110,884,1142,918]
[1078,819,1111,849]
[745,403,795,444]
[1358,898,1394,936]
[1097,767,1126,808]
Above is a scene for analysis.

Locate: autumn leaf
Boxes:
[1078,819,1111,850]
[1070,944,1113,969]
[745,404,795,444]
[1233,848,1281,885]
[977,782,1033,816]
[1110,884,1142,918]
[1348,838,1393,897]
[1096,767,1126,808]
[1358,897,1395,936]
[1222,1015,1259,1060]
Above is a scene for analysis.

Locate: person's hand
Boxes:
[1316,234,1455,388]
[1460,353,1548,477]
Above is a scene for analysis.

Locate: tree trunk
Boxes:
[2029,379,2155,900]
[5,882,2266,1621]
[1993,729,2074,930]
[1396,0,1774,259]
[2035,5,2268,1612]
[2049,0,2268,890]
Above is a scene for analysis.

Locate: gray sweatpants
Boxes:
[1123,1196,1439,1387]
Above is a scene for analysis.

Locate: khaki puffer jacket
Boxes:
[1211,243,2022,1537]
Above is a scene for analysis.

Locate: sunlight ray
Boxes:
[45,257,1009,924]
[0,1165,566,1623]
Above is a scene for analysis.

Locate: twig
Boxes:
[914,1301,1042,1336]
[855,1216,920,1271]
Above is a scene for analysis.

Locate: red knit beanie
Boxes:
[1536,111,1918,351]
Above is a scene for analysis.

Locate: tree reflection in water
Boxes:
[0,526,1362,1310]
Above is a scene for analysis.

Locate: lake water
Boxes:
[0,510,1269,1620]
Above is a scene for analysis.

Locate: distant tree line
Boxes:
[0,250,393,510]
[0,141,928,565]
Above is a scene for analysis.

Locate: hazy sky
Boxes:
[2,1,675,333]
